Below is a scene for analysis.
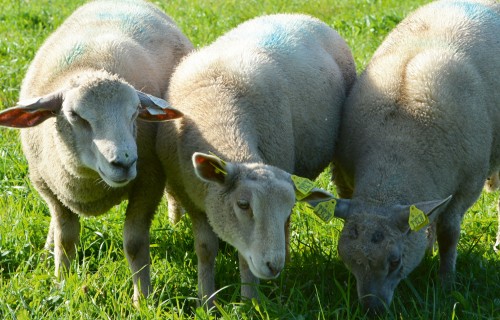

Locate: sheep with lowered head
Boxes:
[156,13,356,304]
[0,0,192,302]
[330,0,500,314]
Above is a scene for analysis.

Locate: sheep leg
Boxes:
[48,202,80,277]
[436,211,463,286]
[123,202,156,304]
[239,252,259,300]
[44,217,55,251]
[494,197,500,253]
[190,213,219,306]
[166,191,184,225]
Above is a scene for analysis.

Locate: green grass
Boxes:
[1,0,499,319]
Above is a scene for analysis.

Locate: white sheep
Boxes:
[156,13,356,304]
[331,0,500,314]
[0,0,192,303]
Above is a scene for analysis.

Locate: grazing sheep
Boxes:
[484,173,500,252]
[331,0,500,313]
[156,13,355,304]
[0,0,192,303]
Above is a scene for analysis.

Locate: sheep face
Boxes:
[193,153,295,279]
[335,197,451,314]
[337,211,411,314]
[0,72,182,188]
[61,77,140,188]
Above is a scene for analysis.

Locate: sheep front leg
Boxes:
[123,204,155,304]
[239,252,259,300]
[190,213,219,307]
[436,211,463,285]
[47,202,80,277]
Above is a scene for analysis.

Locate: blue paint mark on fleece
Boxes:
[95,11,146,36]
[61,42,86,68]
[256,19,320,53]
[259,24,290,50]
[432,1,499,23]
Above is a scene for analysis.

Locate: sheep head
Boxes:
[335,196,451,314]
[192,152,333,279]
[0,73,182,188]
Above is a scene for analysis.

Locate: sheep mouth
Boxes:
[97,167,132,188]
[247,256,281,280]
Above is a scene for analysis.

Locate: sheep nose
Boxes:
[266,261,281,277]
[110,156,137,170]
[362,296,388,316]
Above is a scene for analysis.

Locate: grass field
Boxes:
[1,0,499,319]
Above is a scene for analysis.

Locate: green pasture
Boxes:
[1,0,499,319]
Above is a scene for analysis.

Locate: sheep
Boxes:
[330,0,500,314]
[484,172,500,252]
[0,0,192,303]
[156,13,356,304]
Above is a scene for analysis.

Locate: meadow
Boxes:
[1,0,499,319]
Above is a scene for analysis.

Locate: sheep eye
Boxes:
[348,225,359,240]
[371,230,384,243]
[68,111,80,120]
[237,199,250,210]
[68,111,90,128]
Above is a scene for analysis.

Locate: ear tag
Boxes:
[145,106,166,115]
[313,199,337,222]
[208,151,227,176]
[409,205,429,231]
[147,94,170,109]
[291,175,315,200]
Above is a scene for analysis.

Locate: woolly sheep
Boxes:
[156,13,355,304]
[330,0,500,313]
[0,0,192,303]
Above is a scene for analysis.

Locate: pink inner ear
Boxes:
[194,154,208,165]
[0,108,55,128]
[137,107,183,122]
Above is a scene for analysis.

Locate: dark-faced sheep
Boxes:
[331,0,500,314]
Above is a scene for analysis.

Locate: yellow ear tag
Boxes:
[208,151,227,176]
[213,165,227,176]
[291,175,315,200]
[313,199,337,222]
[409,205,429,231]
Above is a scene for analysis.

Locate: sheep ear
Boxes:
[299,190,351,221]
[136,91,183,122]
[0,92,63,128]
[299,188,333,206]
[396,195,452,233]
[192,152,229,184]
